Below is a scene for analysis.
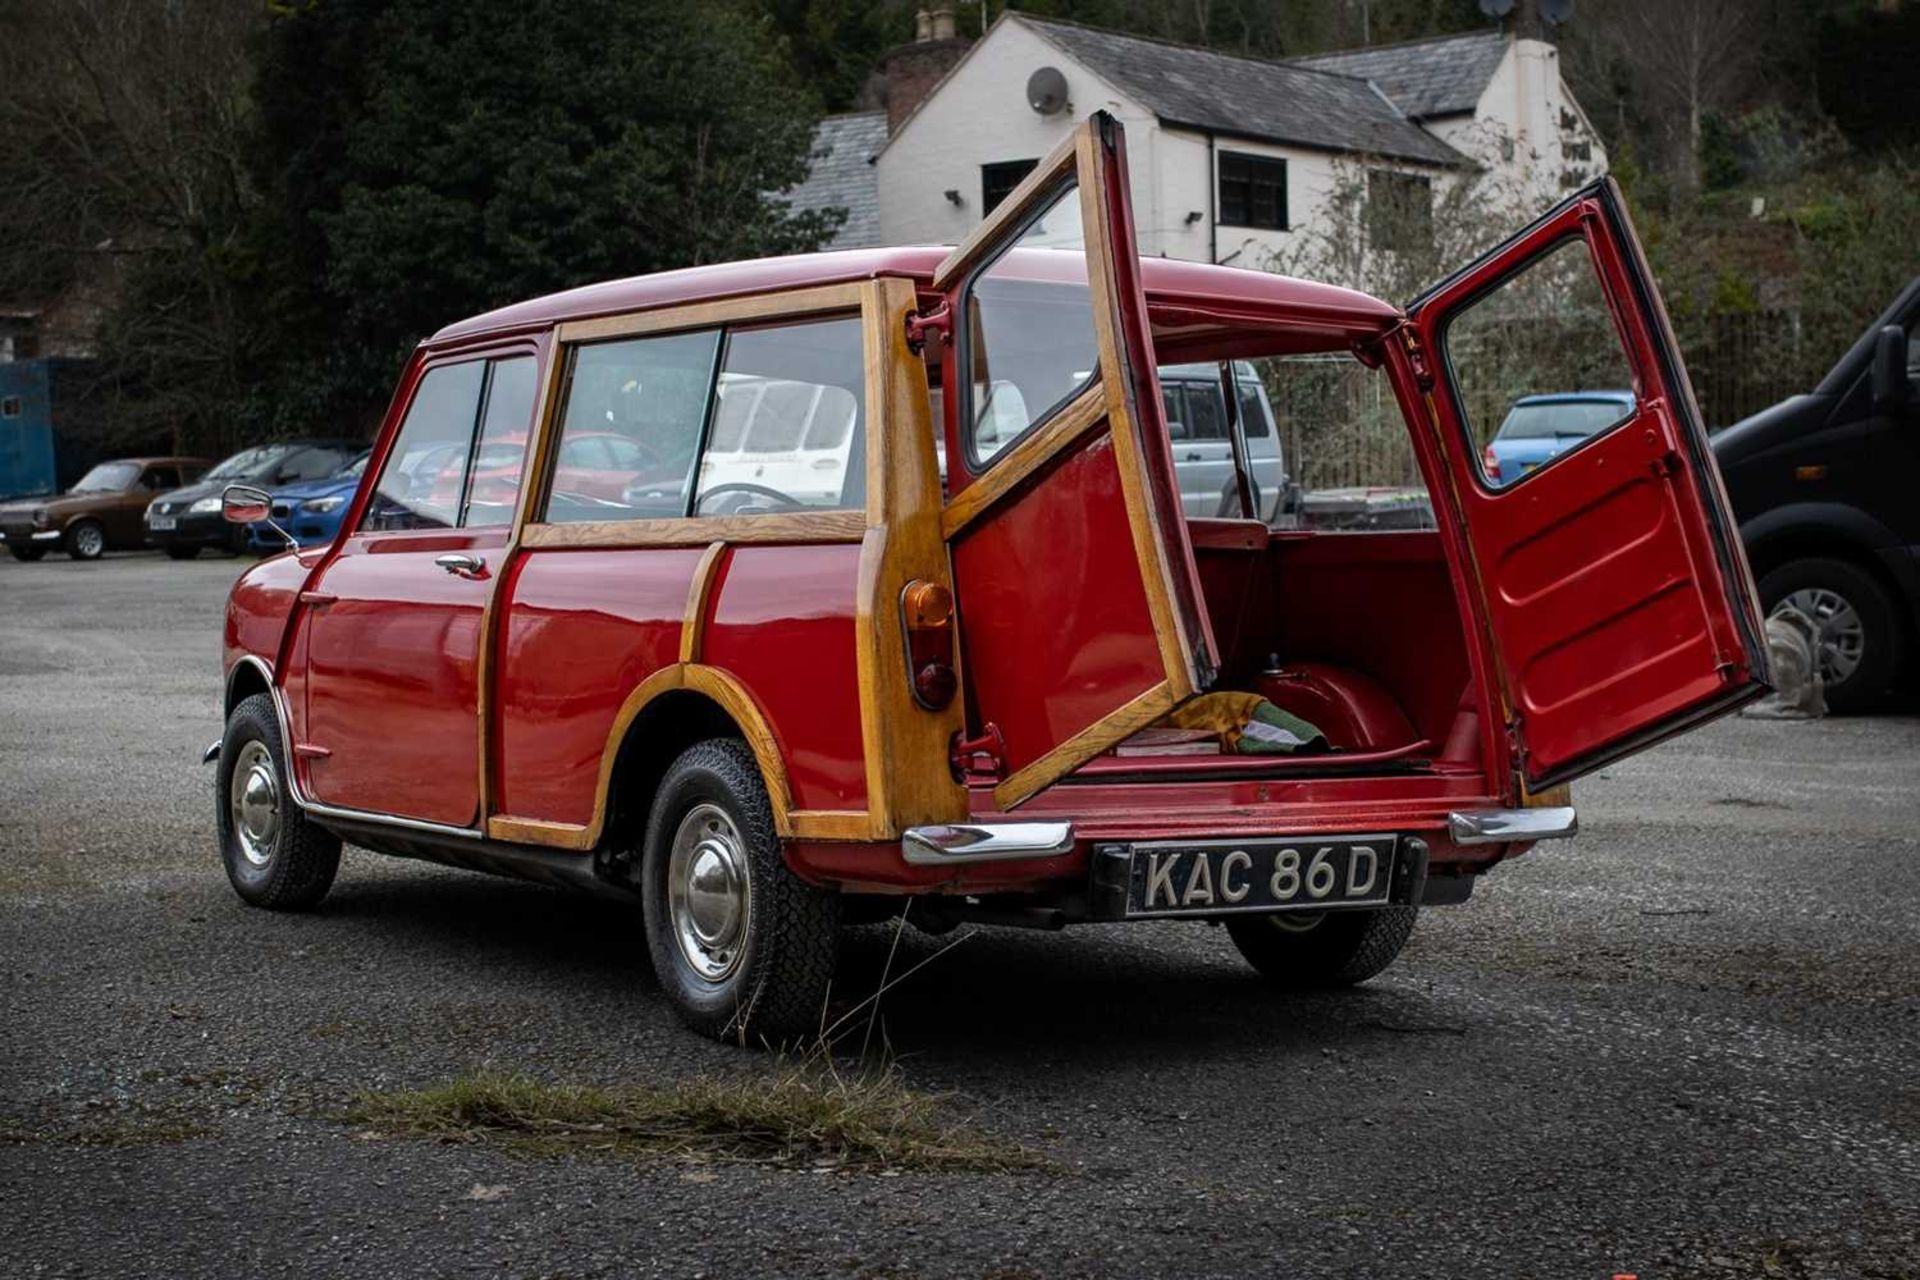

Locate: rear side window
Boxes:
[143,466,179,490]
[544,330,720,522]
[694,316,865,515]
[361,363,485,531]
[540,314,867,522]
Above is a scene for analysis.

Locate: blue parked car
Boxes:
[1483,391,1635,487]
[247,450,370,550]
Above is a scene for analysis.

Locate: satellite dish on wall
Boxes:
[1477,0,1515,16]
[1541,0,1575,24]
[1026,66,1069,115]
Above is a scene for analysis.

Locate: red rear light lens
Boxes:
[1481,444,1501,480]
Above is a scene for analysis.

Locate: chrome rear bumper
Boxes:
[1446,806,1578,845]
[901,822,1075,865]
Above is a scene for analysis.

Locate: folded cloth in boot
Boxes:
[1160,691,1329,755]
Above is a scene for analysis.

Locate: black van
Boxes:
[1712,276,1920,711]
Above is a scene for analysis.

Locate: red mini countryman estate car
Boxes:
[209,117,1768,1042]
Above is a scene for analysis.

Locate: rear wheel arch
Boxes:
[602,688,748,861]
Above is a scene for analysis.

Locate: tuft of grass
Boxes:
[345,1068,1046,1173]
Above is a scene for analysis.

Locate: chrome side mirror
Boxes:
[223,483,295,550]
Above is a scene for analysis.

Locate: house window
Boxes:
[1218,152,1288,230]
[0,397,20,418]
[1367,170,1432,252]
[981,160,1039,216]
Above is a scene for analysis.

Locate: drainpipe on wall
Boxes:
[1208,132,1218,265]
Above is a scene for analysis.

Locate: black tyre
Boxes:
[8,545,46,562]
[216,692,341,910]
[65,520,106,561]
[164,545,201,561]
[1225,906,1417,989]
[1758,556,1907,713]
[640,738,839,1045]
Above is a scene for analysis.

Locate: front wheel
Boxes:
[216,692,341,910]
[8,545,46,562]
[640,738,839,1045]
[65,520,105,561]
[1225,906,1417,988]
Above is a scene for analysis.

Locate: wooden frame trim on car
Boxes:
[932,115,1208,810]
[483,662,868,847]
[482,277,966,852]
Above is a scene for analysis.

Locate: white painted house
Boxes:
[784,12,1608,270]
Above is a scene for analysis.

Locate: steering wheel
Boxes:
[695,482,805,515]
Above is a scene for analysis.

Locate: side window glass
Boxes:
[1236,382,1272,438]
[144,467,178,490]
[1442,237,1638,490]
[545,330,719,523]
[361,362,485,531]
[694,315,865,515]
[962,181,1096,466]
[1162,385,1189,440]
[462,357,536,527]
[1250,352,1434,533]
[1184,382,1226,441]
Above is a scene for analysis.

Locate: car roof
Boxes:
[428,247,1402,349]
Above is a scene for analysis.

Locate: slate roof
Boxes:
[780,110,886,249]
[1018,16,1466,167]
[1292,30,1509,121]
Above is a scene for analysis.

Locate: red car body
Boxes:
[214,117,1767,1038]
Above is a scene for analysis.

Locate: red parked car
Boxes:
[209,117,1768,1043]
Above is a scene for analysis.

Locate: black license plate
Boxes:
[1124,835,1398,919]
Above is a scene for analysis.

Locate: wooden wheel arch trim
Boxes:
[484,662,867,849]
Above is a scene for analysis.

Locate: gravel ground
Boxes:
[2,552,1917,1279]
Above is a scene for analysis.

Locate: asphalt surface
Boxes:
[1,552,1916,1279]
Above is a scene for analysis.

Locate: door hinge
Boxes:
[905,300,953,355]
[1650,448,1682,479]
[949,724,1005,782]
[1401,329,1435,392]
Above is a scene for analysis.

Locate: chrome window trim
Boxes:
[902,822,1075,865]
[1446,806,1577,845]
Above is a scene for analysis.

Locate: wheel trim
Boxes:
[229,739,281,868]
[1776,588,1864,685]
[667,803,751,983]
[1267,911,1325,934]
[75,525,103,557]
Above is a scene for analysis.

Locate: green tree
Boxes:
[243,0,838,440]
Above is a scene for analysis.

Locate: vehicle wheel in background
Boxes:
[164,545,201,561]
[1225,906,1417,988]
[640,738,840,1045]
[64,520,105,561]
[8,545,46,562]
[216,692,341,910]
[1758,556,1906,713]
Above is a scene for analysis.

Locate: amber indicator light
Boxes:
[1794,464,1827,482]
[901,579,957,710]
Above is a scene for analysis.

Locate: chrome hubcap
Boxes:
[1777,588,1864,685]
[229,740,280,868]
[667,803,750,983]
[76,525,103,557]
[1269,911,1325,934]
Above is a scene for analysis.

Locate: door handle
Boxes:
[1184,451,1203,461]
[434,552,488,580]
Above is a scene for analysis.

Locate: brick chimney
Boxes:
[880,5,971,134]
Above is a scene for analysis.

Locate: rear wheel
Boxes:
[640,738,839,1045]
[1758,556,1906,713]
[8,545,46,562]
[1225,906,1416,988]
[216,692,341,910]
[65,520,105,561]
